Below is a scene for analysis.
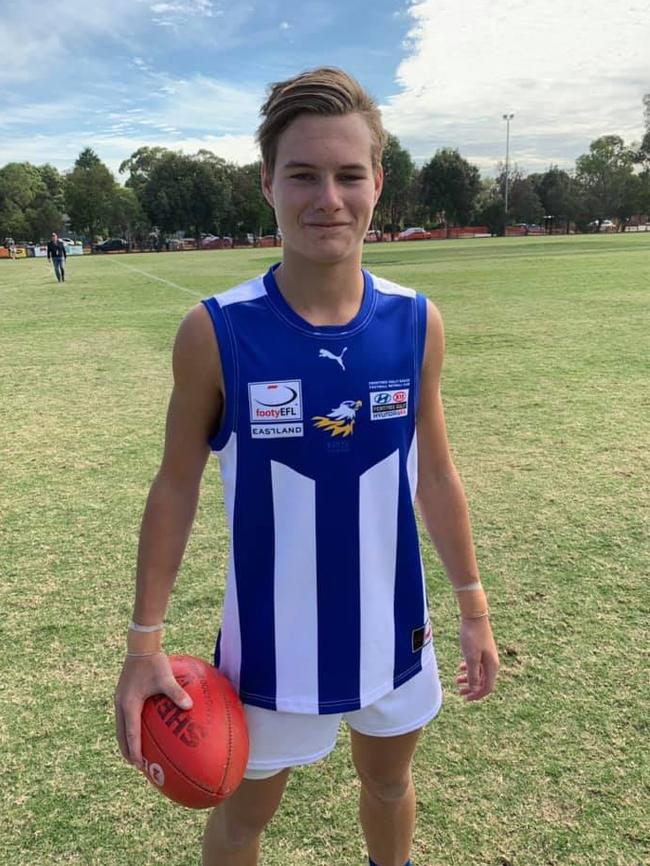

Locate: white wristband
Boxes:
[126,650,163,658]
[454,582,482,593]
[128,620,164,633]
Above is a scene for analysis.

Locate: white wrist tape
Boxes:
[128,620,164,633]
[454,582,483,593]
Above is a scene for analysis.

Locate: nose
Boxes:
[314,176,343,213]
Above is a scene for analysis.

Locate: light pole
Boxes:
[502,113,514,221]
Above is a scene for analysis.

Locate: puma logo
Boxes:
[319,347,348,371]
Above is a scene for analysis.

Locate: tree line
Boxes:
[1,96,649,245]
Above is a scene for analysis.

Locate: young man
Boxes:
[47,232,67,281]
[114,68,499,866]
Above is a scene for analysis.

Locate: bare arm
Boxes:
[416,300,499,701]
[114,303,223,767]
[132,304,223,624]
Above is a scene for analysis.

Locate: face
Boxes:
[262,112,383,266]
[51,233,58,242]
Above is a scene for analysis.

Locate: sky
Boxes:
[1,0,648,179]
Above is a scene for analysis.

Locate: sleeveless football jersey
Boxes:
[202,265,441,714]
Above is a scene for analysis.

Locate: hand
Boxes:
[114,653,193,770]
[456,616,499,701]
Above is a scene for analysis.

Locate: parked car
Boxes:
[94,238,128,253]
[397,227,432,241]
[257,234,282,248]
[202,235,233,250]
[364,229,382,243]
[588,219,616,231]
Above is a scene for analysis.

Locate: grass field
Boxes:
[1,234,649,866]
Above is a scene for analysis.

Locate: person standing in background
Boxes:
[47,232,67,282]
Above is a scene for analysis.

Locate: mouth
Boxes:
[304,222,349,229]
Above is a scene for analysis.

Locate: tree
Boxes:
[227,162,274,237]
[495,164,544,226]
[107,187,150,246]
[0,162,44,239]
[119,146,170,199]
[376,134,415,233]
[141,150,230,239]
[419,149,481,230]
[37,164,65,209]
[402,167,429,228]
[472,179,505,236]
[639,169,650,217]
[508,177,544,225]
[64,149,117,241]
[528,167,578,232]
[575,136,637,228]
[75,147,103,170]
[29,164,66,240]
[0,162,68,241]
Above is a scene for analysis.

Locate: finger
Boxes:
[124,707,143,769]
[465,658,482,693]
[481,656,500,696]
[464,683,490,701]
[114,701,130,763]
[166,683,193,711]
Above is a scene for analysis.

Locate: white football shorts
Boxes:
[243,659,443,780]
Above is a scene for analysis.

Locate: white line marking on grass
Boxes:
[110,258,199,297]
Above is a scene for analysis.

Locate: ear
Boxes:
[261,163,275,208]
[373,163,384,206]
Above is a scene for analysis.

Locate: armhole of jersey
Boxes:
[413,293,428,413]
[201,297,237,452]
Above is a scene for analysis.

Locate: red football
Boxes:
[140,655,249,808]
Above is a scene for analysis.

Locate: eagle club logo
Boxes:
[313,399,362,437]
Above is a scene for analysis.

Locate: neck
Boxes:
[274,250,365,327]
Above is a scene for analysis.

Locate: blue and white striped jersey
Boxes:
[201,265,440,714]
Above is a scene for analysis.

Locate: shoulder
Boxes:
[421,299,445,381]
[368,271,443,338]
[204,274,267,310]
[173,304,222,393]
[369,272,417,300]
[424,298,444,339]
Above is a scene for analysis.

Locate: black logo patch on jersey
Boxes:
[411,620,432,652]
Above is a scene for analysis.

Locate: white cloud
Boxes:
[0,99,79,129]
[382,0,650,173]
[144,0,224,28]
[0,0,141,83]
[0,128,259,178]
[148,0,215,13]
[148,73,263,135]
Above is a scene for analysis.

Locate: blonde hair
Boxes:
[257,67,386,174]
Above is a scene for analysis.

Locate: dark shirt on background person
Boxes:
[47,238,67,260]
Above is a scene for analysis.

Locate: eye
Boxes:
[339,174,365,183]
[290,172,316,181]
